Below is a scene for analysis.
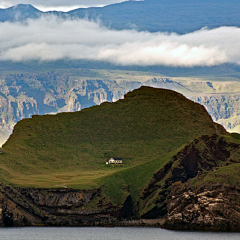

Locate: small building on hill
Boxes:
[106,158,123,165]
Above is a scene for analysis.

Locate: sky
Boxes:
[0,0,133,11]
[1,16,240,67]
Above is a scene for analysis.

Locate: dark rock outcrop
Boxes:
[139,134,240,220]
[0,183,122,227]
[163,184,240,231]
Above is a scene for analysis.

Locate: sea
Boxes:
[0,227,239,240]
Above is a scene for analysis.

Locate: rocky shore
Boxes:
[1,182,240,231]
[163,183,240,231]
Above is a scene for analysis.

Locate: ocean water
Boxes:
[0,227,239,240]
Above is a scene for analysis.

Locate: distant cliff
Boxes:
[1,71,240,146]
[194,94,240,133]
[0,71,139,145]
[1,86,240,231]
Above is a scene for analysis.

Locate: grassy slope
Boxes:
[1,66,240,148]
[0,86,226,204]
[191,133,240,186]
[133,133,240,217]
[100,149,180,205]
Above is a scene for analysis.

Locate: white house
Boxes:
[106,158,123,165]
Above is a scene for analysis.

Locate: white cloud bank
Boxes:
[0,16,239,67]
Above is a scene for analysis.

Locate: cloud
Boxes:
[0,16,239,67]
[0,0,130,11]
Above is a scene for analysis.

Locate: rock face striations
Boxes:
[164,184,240,231]
[138,135,239,212]
[0,184,121,227]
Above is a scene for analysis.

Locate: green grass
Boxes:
[100,149,179,205]
[0,86,227,206]
[181,133,240,189]
[201,163,240,186]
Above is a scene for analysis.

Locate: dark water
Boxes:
[0,227,239,240]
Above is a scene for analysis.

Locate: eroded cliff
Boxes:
[0,184,123,227]
[163,184,240,231]
[1,134,240,231]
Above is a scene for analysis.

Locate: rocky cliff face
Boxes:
[1,71,240,146]
[164,184,240,231]
[0,183,123,227]
[138,134,240,221]
[194,94,240,132]
[1,134,240,230]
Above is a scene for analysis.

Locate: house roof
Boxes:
[110,158,122,160]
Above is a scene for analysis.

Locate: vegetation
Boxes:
[0,86,226,205]
[1,64,240,148]
[1,1,240,219]
[187,133,240,188]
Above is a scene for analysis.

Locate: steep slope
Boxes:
[160,134,240,231]
[138,134,240,217]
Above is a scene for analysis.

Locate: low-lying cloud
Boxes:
[0,16,240,67]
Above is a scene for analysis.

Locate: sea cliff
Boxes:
[0,87,239,231]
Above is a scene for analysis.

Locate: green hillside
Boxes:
[2,86,240,230]
[2,67,240,148]
[0,87,226,193]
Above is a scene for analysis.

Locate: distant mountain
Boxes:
[0,4,41,22]
[69,0,240,33]
[1,68,240,146]
[1,0,240,33]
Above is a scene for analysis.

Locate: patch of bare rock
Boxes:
[163,184,240,231]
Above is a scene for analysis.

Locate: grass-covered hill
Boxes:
[2,86,240,230]
[0,86,226,192]
[1,68,240,147]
